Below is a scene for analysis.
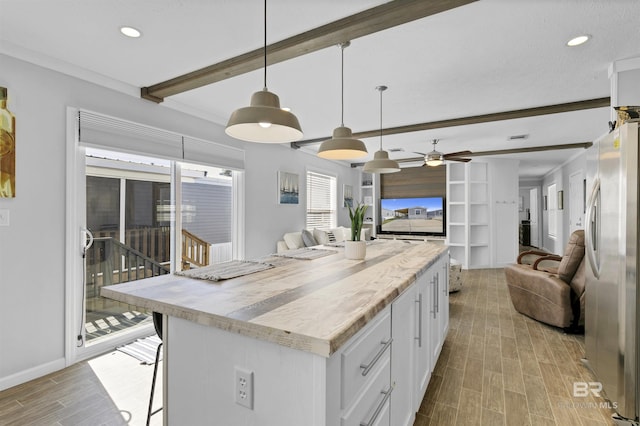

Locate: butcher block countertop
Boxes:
[101,240,448,357]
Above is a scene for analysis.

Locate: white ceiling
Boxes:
[1,0,639,178]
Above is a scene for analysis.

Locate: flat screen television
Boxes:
[378,196,445,236]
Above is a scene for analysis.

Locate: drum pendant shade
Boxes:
[226,89,303,143]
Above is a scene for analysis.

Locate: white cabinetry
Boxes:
[431,255,449,368]
[360,172,378,238]
[340,308,392,426]
[167,251,449,426]
[390,285,416,426]
[413,265,433,409]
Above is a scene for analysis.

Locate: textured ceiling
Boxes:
[1,0,639,178]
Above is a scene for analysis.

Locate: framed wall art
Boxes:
[343,184,353,208]
[277,171,299,205]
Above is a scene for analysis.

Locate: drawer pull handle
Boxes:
[415,294,422,347]
[435,272,439,314]
[360,385,394,426]
[360,338,393,376]
[431,276,437,319]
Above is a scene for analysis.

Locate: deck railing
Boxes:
[181,229,211,269]
[86,237,170,295]
[89,227,212,282]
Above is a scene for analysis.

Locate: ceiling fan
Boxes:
[414,139,472,167]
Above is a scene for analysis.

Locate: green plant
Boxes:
[348,202,369,241]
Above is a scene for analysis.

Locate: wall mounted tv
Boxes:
[378,197,445,236]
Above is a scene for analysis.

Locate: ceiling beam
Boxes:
[349,142,594,167]
[293,97,610,148]
[141,0,478,102]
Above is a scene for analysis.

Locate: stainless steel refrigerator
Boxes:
[585,122,639,425]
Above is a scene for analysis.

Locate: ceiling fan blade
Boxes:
[446,157,472,162]
[443,150,472,158]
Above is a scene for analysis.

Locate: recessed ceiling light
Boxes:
[567,35,590,47]
[120,26,142,38]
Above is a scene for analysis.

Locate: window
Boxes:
[415,209,421,215]
[306,171,337,230]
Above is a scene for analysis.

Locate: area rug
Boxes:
[175,260,274,281]
[116,335,162,364]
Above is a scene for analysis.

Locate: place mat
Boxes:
[324,240,384,248]
[176,260,274,282]
[116,335,162,364]
[273,247,337,260]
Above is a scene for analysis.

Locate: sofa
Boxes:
[276,227,370,253]
[504,230,585,329]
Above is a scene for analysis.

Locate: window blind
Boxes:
[306,171,336,230]
[77,110,244,170]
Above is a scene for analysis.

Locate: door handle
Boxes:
[585,178,600,278]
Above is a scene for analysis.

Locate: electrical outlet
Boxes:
[0,209,8,226]
[234,367,254,409]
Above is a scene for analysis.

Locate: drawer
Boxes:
[341,356,391,426]
[341,307,392,409]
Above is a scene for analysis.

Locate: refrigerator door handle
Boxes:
[585,178,600,278]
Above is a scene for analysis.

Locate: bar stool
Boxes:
[146,312,163,426]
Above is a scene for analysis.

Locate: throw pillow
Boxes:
[313,229,329,245]
[301,229,318,247]
[327,231,336,243]
[283,232,304,250]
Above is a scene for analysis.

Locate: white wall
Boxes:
[0,54,358,389]
[540,151,587,254]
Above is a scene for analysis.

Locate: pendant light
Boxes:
[225,0,303,143]
[425,139,444,167]
[363,86,400,174]
[317,42,367,159]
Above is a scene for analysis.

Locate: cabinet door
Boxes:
[413,271,432,410]
[439,256,450,348]
[431,256,449,367]
[430,268,442,369]
[390,285,416,426]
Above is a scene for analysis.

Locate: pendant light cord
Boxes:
[263,0,267,90]
[341,44,345,127]
[379,88,383,150]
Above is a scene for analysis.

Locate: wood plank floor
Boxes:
[413,268,616,426]
[0,268,617,425]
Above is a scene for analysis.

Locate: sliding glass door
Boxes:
[82,148,234,347]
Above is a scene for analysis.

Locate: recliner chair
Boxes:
[504,230,585,329]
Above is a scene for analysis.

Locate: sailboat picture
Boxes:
[278,171,299,205]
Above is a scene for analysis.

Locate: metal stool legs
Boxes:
[146,341,163,426]
[147,312,163,426]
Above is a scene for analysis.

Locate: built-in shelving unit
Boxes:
[360,172,378,238]
[446,162,490,269]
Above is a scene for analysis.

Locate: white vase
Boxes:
[344,240,366,260]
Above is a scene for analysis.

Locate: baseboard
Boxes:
[0,358,66,391]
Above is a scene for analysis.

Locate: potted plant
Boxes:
[345,203,368,259]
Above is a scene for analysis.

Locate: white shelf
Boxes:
[446,162,490,269]
[360,172,378,238]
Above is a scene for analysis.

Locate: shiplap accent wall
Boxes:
[380,166,446,199]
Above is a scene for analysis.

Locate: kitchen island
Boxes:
[102,240,449,426]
